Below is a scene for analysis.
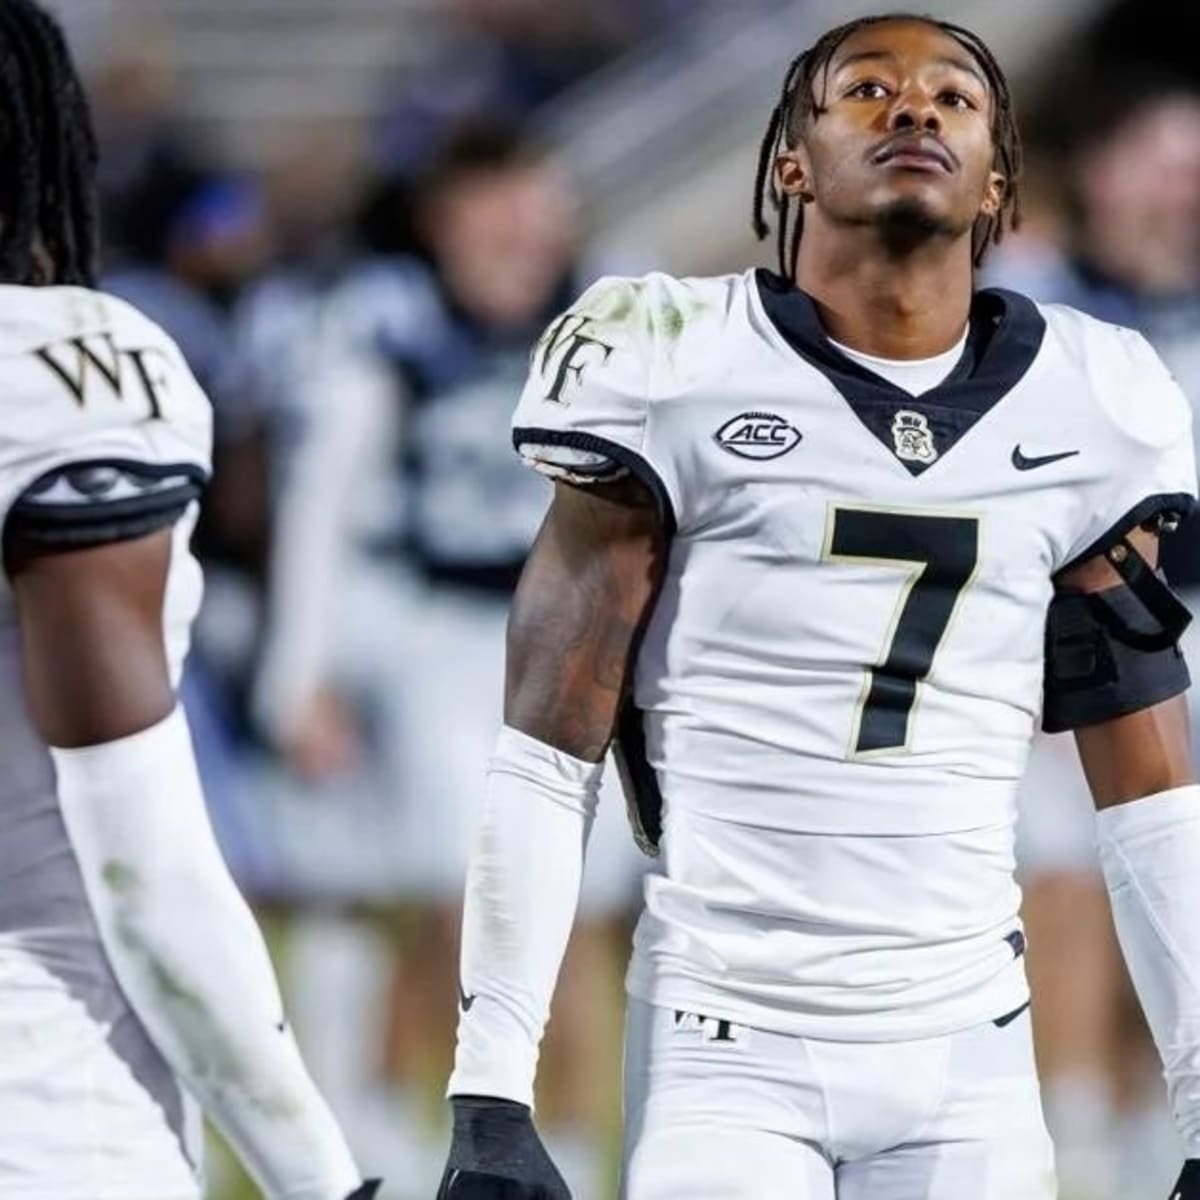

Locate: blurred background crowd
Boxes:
[46,0,1200,1196]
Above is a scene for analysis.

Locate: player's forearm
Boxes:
[51,707,366,1200]
[449,725,601,1106]
[1095,783,1200,1155]
[448,482,660,1105]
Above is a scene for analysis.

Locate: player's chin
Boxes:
[872,192,963,245]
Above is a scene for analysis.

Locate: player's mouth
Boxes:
[871,134,956,174]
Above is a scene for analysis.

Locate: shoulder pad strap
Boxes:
[1098,535,1192,651]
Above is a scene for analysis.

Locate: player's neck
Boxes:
[791,229,973,361]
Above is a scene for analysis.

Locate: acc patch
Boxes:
[714,411,801,460]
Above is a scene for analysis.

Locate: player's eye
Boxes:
[846,80,890,100]
[939,90,976,110]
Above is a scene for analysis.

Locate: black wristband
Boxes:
[1172,1159,1200,1197]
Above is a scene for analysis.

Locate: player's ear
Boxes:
[979,168,1005,219]
[775,147,815,204]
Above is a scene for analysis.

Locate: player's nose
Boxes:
[888,88,942,135]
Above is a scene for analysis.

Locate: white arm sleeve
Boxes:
[253,345,397,740]
[447,725,603,1108]
[52,707,365,1200]
[1098,784,1200,1155]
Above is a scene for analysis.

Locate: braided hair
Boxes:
[0,0,99,286]
[752,13,1022,279]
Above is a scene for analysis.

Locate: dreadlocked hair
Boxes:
[752,13,1022,280]
[0,0,99,287]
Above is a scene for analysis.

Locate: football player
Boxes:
[0,3,376,1197]
[438,12,1200,1200]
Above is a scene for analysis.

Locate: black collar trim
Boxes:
[754,269,1047,476]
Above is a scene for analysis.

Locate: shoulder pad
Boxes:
[0,286,211,536]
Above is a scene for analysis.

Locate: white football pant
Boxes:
[621,997,1056,1199]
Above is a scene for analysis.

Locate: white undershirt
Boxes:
[829,326,969,396]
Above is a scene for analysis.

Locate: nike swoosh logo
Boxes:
[1012,445,1080,471]
[458,984,476,1012]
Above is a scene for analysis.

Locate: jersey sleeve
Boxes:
[0,293,212,551]
[512,275,680,530]
[1060,327,1197,570]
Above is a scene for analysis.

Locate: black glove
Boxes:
[347,1181,383,1199]
[436,1096,571,1199]
[1172,1161,1200,1198]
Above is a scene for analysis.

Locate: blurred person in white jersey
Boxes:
[436,13,1200,1200]
[253,123,643,1196]
[987,75,1200,1200]
[0,3,378,1197]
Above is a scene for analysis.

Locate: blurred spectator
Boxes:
[988,73,1200,1200]
[362,0,698,276]
[106,176,269,393]
[193,131,374,894]
[243,120,642,1198]
[996,75,1200,373]
[88,44,209,269]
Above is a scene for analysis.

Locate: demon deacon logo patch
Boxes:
[714,412,802,460]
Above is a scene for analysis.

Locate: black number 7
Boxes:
[825,506,980,756]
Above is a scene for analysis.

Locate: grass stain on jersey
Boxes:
[571,277,707,348]
[659,298,694,341]
[575,278,645,328]
[102,859,139,895]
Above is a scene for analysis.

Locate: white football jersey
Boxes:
[513,268,1197,1041]
[0,285,210,1198]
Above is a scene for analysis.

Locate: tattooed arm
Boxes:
[507,476,667,759]
[439,477,666,1198]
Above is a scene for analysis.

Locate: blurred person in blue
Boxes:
[250,120,644,1198]
[106,175,270,394]
[986,74,1200,1200]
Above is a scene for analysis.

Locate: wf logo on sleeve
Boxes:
[33,333,172,419]
[536,314,614,404]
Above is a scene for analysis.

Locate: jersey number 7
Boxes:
[824,505,980,756]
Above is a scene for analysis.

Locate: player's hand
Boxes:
[437,1096,571,1199]
[1171,1161,1200,1198]
[346,1181,383,1199]
[280,686,362,782]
